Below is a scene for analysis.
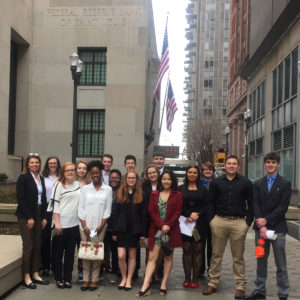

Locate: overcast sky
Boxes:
[152,0,188,156]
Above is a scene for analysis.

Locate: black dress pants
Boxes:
[52,225,78,282]
[41,211,52,271]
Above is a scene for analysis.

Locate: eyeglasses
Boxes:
[65,169,75,173]
[127,177,137,180]
[28,153,39,156]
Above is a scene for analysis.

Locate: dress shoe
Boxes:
[23,281,37,289]
[191,283,199,288]
[182,281,191,288]
[202,286,216,295]
[89,282,98,291]
[32,278,49,285]
[80,281,89,291]
[136,286,151,297]
[235,289,245,299]
[245,292,266,300]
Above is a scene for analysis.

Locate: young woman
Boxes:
[41,156,61,276]
[51,162,81,289]
[142,165,160,276]
[16,154,49,289]
[136,170,183,297]
[179,166,208,288]
[112,171,146,291]
[76,161,90,187]
[78,160,113,291]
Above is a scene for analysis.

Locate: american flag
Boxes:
[153,19,169,104]
[166,81,178,131]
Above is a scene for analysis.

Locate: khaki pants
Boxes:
[79,225,107,283]
[208,215,249,291]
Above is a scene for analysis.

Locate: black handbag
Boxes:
[160,235,173,256]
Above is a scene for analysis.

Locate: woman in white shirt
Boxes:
[51,162,80,289]
[41,156,61,277]
[78,160,112,291]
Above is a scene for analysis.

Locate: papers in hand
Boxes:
[179,215,195,237]
[266,230,277,240]
[90,230,97,238]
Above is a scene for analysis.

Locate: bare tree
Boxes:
[186,121,223,166]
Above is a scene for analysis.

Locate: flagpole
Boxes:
[159,73,170,136]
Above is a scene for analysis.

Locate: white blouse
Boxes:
[44,176,58,203]
[52,180,81,228]
[78,183,112,231]
[31,172,42,205]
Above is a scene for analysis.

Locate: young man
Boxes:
[246,152,291,300]
[200,162,215,276]
[201,162,215,189]
[105,169,121,284]
[203,155,253,299]
[101,154,113,185]
[152,151,165,175]
[124,154,137,172]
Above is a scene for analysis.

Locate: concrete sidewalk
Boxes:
[3,230,300,300]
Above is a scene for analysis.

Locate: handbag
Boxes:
[78,241,104,260]
[160,234,173,256]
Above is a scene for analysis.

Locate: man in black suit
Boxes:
[246,152,291,300]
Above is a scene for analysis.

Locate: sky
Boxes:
[152,0,188,157]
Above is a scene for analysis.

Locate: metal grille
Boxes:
[249,141,255,156]
[79,48,107,85]
[256,138,263,155]
[272,69,277,108]
[261,81,265,116]
[273,130,282,151]
[291,48,298,96]
[283,126,294,149]
[77,110,105,157]
[284,56,290,100]
[278,63,283,105]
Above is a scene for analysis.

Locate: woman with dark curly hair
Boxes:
[136,170,183,297]
[179,166,208,289]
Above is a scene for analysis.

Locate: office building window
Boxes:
[8,42,18,155]
[204,79,213,88]
[77,110,105,157]
[271,47,298,187]
[78,48,107,85]
[248,80,266,182]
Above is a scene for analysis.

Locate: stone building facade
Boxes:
[241,0,300,199]
[0,0,159,180]
[227,0,250,175]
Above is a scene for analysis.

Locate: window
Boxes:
[77,110,105,157]
[78,48,107,85]
[205,60,214,68]
[204,79,213,88]
[8,42,18,155]
[250,80,266,123]
[271,47,298,186]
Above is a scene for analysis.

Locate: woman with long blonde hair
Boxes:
[51,162,81,289]
[112,171,147,291]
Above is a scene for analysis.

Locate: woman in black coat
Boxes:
[179,166,209,289]
[112,170,146,291]
[16,154,49,289]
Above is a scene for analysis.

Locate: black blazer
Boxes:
[112,193,147,236]
[15,172,47,220]
[253,174,291,233]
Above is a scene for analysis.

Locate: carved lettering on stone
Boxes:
[45,7,144,28]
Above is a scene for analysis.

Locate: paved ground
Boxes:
[3,230,300,300]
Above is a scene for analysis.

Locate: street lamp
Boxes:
[224,126,230,155]
[69,52,84,163]
[243,108,252,177]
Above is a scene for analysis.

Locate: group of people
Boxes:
[15,151,291,300]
